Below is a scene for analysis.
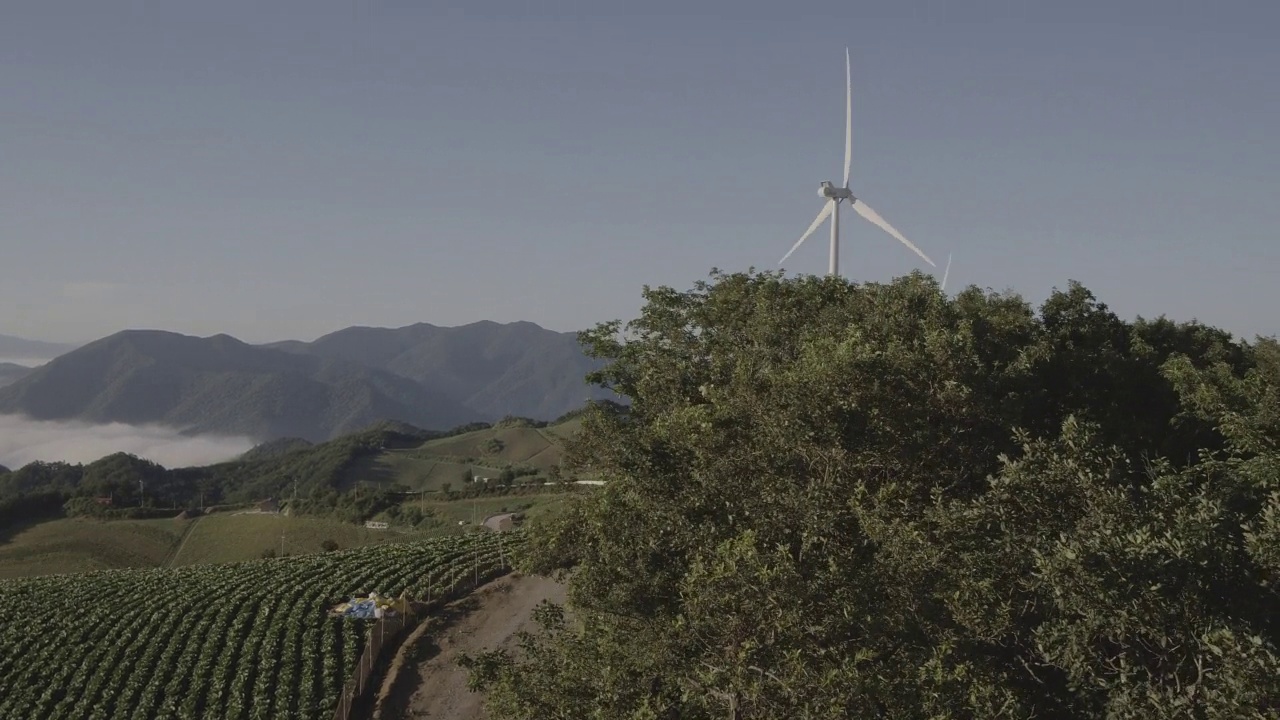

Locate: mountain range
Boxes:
[0,322,612,442]
[0,363,32,389]
[0,334,78,364]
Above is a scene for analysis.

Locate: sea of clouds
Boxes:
[0,357,51,367]
[0,414,255,470]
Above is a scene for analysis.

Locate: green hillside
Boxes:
[0,490,573,580]
[168,513,438,567]
[0,415,588,581]
[0,407,590,581]
[341,417,581,491]
[0,517,185,580]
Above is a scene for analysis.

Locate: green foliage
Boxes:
[550,398,628,425]
[495,415,545,429]
[288,484,408,524]
[468,271,1280,718]
[0,490,66,533]
[0,424,464,512]
[239,436,314,461]
[63,497,176,520]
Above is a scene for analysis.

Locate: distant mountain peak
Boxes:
[0,334,79,362]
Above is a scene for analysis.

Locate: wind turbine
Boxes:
[779,48,935,276]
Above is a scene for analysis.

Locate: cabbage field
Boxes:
[0,531,516,720]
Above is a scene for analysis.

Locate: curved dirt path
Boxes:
[377,573,566,720]
[164,516,200,568]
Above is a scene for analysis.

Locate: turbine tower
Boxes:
[780,48,935,276]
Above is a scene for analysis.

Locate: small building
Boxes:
[94,496,113,506]
[364,520,389,531]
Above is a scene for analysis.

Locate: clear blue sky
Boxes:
[2,0,1276,344]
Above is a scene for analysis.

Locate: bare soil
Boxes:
[375,572,566,720]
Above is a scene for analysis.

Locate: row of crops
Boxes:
[0,531,519,720]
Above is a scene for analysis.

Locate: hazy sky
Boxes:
[3,0,1277,344]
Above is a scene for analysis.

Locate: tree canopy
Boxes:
[464,270,1280,719]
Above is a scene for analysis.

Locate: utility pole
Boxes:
[280,528,285,558]
[472,500,479,586]
[138,479,145,508]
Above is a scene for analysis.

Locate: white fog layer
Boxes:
[0,357,51,367]
[0,414,254,469]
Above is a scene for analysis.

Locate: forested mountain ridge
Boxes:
[0,363,31,388]
[266,320,615,420]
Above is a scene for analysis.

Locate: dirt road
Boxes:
[377,573,566,720]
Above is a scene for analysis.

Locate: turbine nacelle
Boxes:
[818,182,853,200]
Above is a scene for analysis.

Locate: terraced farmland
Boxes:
[0,532,518,720]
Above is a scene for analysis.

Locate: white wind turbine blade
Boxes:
[851,199,935,267]
[842,48,853,188]
[941,253,952,291]
[779,202,834,266]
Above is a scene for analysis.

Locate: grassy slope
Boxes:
[0,492,575,579]
[0,518,186,579]
[169,513,435,566]
[0,418,586,579]
[341,419,580,492]
[395,492,575,528]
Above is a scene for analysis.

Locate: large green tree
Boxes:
[464,271,1279,718]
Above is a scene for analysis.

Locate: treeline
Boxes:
[472,402,629,432]
[0,409,601,529]
[0,427,404,511]
[0,421,460,519]
[465,271,1280,719]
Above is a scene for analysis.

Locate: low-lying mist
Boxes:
[0,414,255,470]
[0,357,49,368]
